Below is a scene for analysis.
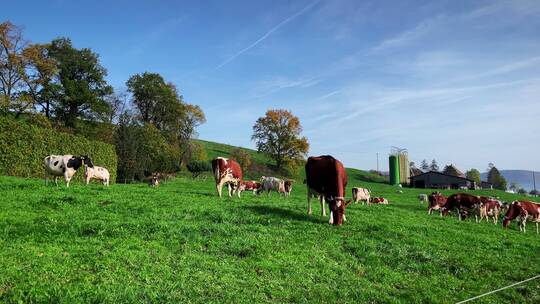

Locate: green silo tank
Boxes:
[389,155,400,185]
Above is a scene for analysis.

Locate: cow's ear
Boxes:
[345,199,352,207]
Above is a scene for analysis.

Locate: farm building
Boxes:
[409,171,476,189]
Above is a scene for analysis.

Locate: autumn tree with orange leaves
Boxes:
[252,109,309,171]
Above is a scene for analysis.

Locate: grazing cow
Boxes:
[503,201,540,233]
[479,197,502,224]
[352,187,370,204]
[211,157,243,198]
[428,192,447,215]
[283,180,293,197]
[84,165,110,186]
[305,155,351,225]
[237,180,261,197]
[369,197,389,205]
[44,155,92,187]
[259,176,285,196]
[418,194,428,204]
[444,193,482,221]
[148,175,159,187]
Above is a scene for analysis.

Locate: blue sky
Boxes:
[3,0,540,172]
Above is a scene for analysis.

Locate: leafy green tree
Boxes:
[126,72,179,129]
[487,165,507,190]
[252,109,309,170]
[47,38,113,128]
[530,189,539,196]
[186,160,212,178]
[518,188,528,195]
[466,169,481,184]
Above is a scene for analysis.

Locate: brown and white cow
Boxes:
[237,180,261,197]
[479,197,502,224]
[428,192,447,216]
[352,187,370,204]
[444,193,482,221]
[502,201,540,234]
[84,165,110,186]
[44,155,93,187]
[369,197,389,205]
[305,155,351,225]
[283,180,293,197]
[211,157,243,198]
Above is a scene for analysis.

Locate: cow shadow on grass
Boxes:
[245,205,322,224]
[173,189,215,198]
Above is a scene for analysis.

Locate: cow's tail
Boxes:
[211,159,220,183]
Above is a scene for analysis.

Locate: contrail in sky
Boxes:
[214,0,321,70]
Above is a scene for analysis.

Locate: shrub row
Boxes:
[0,116,117,183]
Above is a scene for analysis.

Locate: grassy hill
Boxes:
[0,172,539,303]
[197,139,388,184]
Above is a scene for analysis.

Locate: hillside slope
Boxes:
[197,139,388,183]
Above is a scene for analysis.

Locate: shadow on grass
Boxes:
[245,205,322,224]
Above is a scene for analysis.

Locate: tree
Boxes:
[518,188,528,195]
[487,165,507,190]
[420,159,429,171]
[443,164,462,177]
[186,160,212,178]
[0,21,27,114]
[509,182,520,193]
[0,22,57,117]
[47,38,113,128]
[530,189,539,196]
[466,169,481,184]
[252,109,309,170]
[430,159,439,172]
[126,72,178,129]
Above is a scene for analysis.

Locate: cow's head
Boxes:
[503,201,520,228]
[329,198,352,226]
[284,180,293,193]
[80,155,94,168]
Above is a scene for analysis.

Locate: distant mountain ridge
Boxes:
[481,170,540,191]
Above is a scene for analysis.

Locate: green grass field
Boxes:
[0,174,539,303]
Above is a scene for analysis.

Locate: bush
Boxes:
[0,116,117,182]
[186,160,212,178]
[115,118,181,182]
[231,148,251,172]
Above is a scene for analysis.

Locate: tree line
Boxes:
[1,21,310,181]
[0,21,206,182]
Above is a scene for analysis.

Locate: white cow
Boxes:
[44,155,91,187]
[260,176,286,196]
[352,187,370,204]
[84,165,110,186]
[418,194,428,204]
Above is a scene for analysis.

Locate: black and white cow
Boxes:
[44,155,92,187]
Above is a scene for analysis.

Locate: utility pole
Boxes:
[376,153,379,173]
[533,171,537,192]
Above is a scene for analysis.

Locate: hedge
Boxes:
[0,116,117,183]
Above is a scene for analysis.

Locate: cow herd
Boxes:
[424,192,540,234]
[42,154,539,231]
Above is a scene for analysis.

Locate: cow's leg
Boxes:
[343,214,347,222]
[216,182,223,197]
[428,208,432,215]
[536,222,538,234]
[328,211,333,224]
[320,196,326,217]
[227,184,233,197]
[307,191,312,215]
